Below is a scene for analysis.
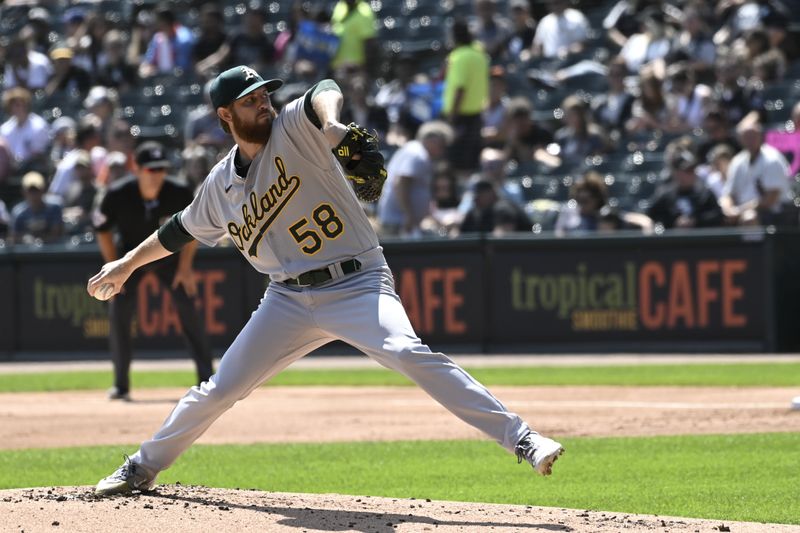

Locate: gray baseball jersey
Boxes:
[121,82,554,484]
[181,96,379,281]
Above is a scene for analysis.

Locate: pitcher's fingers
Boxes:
[87,270,108,289]
[87,277,100,295]
[87,274,111,296]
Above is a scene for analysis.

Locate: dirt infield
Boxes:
[3,385,799,531]
[1,386,798,450]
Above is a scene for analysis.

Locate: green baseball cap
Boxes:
[209,66,283,109]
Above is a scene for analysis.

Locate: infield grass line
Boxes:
[1,363,800,392]
[0,433,797,525]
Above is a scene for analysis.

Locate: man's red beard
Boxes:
[231,107,278,143]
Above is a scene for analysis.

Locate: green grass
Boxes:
[0,433,798,524]
[2,363,800,392]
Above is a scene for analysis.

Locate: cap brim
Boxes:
[235,79,284,101]
[141,160,171,169]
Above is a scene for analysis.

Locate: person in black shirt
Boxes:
[647,149,723,230]
[45,45,92,98]
[694,108,740,164]
[192,5,229,69]
[197,3,275,77]
[503,96,554,166]
[459,180,531,235]
[93,142,214,400]
[95,30,138,92]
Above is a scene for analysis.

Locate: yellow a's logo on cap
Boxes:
[241,66,258,81]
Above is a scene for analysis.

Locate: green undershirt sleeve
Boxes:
[157,210,195,252]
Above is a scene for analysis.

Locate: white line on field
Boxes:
[389,399,790,410]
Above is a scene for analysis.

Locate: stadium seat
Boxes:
[599,173,626,197]
[441,0,474,18]
[373,0,405,18]
[401,16,447,53]
[621,151,665,173]
[583,152,626,174]
[31,91,85,123]
[378,16,409,41]
[626,172,660,200]
[519,175,570,202]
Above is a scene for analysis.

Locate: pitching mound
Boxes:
[1,485,794,532]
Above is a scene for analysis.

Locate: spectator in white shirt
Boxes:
[664,62,712,132]
[378,121,453,237]
[2,37,53,91]
[531,0,589,59]
[0,88,51,173]
[720,112,791,226]
[619,7,671,73]
[48,116,102,202]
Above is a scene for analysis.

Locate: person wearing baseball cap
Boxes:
[46,43,92,97]
[91,63,565,498]
[93,140,213,402]
[209,66,283,109]
[646,149,723,229]
[10,171,64,244]
[209,65,283,138]
[135,141,172,170]
[21,170,46,191]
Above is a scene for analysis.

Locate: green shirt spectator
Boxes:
[331,0,377,70]
[443,21,490,173]
[443,42,489,116]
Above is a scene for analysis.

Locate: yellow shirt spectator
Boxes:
[331,0,377,69]
[443,43,489,116]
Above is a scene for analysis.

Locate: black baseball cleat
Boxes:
[107,387,131,401]
[95,455,156,496]
[515,432,564,476]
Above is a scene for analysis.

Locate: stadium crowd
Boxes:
[0,0,798,245]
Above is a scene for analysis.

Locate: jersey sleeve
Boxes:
[761,155,789,191]
[279,96,337,170]
[179,177,228,247]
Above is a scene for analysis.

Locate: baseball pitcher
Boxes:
[88,66,563,496]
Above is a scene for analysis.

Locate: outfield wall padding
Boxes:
[0,229,796,357]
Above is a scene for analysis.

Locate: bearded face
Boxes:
[230,106,277,144]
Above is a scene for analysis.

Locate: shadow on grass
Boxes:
[149,488,572,532]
